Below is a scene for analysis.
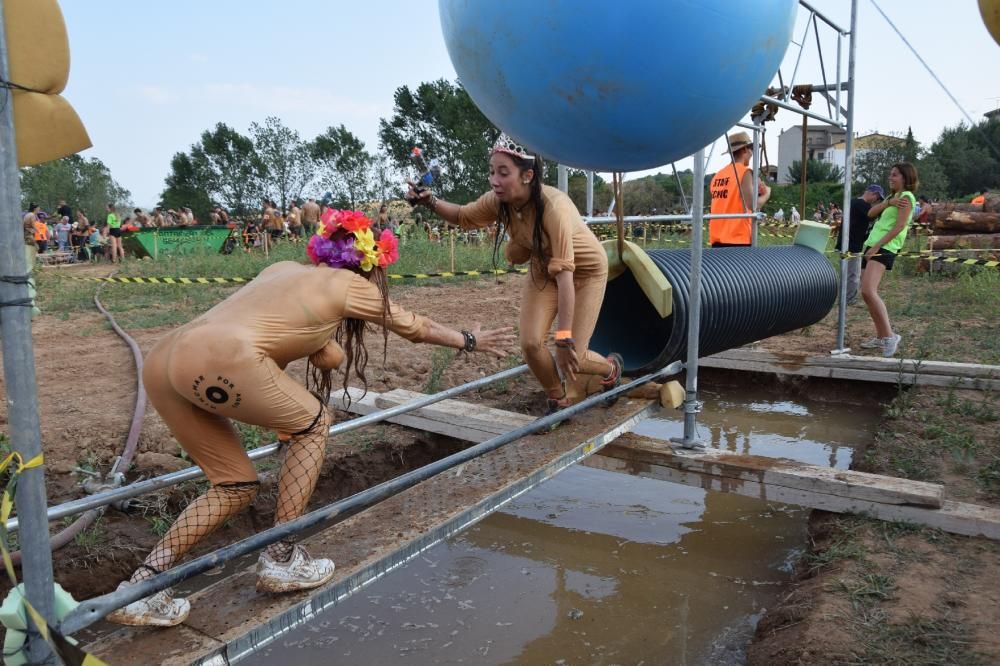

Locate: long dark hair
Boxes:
[491,153,547,284]
[891,162,920,193]
[306,263,391,407]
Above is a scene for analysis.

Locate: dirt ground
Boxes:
[1,263,998,663]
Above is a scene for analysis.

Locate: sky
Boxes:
[52,0,1000,207]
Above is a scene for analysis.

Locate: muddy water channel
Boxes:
[245,388,880,665]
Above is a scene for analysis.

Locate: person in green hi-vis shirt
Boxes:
[106,202,125,263]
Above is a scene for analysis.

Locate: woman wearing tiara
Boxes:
[407,133,623,413]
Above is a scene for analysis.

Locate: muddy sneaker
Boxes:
[257,544,336,593]
[882,333,902,358]
[859,336,883,349]
[106,582,190,627]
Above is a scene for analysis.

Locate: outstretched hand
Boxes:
[470,324,516,358]
[405,181,433,207]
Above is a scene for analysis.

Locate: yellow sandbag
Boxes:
[12,92,90,166]
[603,239,672,318]
[4,0,69,93]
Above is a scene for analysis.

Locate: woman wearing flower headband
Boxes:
[407,134,623,413]
[109,209,514,627]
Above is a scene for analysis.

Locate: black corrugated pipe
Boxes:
[591,246,838,374]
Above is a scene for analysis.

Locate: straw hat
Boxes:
[727,131,753,152]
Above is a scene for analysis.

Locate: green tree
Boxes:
[786,159,845,184]
[159,152,213,222]
[853,135,906,191]
[310,125,373,210]
[927,120,1000,198]
[190,123,266,217]
[20,154,131,219]
[251,116,314,211]
[378,79,498,204]
[902,126,920,163]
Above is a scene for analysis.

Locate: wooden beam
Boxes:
[700,348,1000,390]
[585,433,1000,539]
[339,387,534,443]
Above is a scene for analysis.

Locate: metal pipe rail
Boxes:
[6,364,531,533]
[799,0,849,34]
[60,361,682,635]
[758,94,846,127]
[584,213,765,225]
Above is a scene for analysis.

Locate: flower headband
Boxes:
[491,132,535,161]
[306,208,399,272]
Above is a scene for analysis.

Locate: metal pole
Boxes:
[834,0,859,354]
[585,171,594,216]
[0,6,56,663]
[671,162,689,211]
[672,148,706,449]
[7,363,532,533]
[557,164,568,193]
[759,95,846,127]
[800,115,808,218]
[751,130,762,246]
[61,361,683,635]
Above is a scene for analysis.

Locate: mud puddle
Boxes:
[243,389,880,665]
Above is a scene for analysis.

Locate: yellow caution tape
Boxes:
[0,453,108,665]
[64,269,532,285]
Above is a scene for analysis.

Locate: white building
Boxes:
[776,125,846,184]
[776,128,903,184]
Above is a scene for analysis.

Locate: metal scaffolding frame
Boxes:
[0,0,858,657]
[574,0,859,444]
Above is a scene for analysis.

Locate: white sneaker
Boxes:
[256,544,335,593]
[859,336,883,349]
[106,582,190,627]
[882,333,902,358]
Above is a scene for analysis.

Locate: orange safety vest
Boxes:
[971,194,985,205]
[708,162,752,245]
[33,220,48,241]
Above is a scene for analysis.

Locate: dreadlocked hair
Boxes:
[305,266,392,409]
[491,152,547,287]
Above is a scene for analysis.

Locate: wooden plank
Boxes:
[711,348,1000,379]
[85,396,656,664]
[584,437,1000,540]
[376,388,535,434]
[701,348,1000,390]
[598,433,942,507]
[336,387,531,443]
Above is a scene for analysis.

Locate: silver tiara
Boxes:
[491,132,535,161]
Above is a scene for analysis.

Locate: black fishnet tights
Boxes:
[130,482,259,584]
[263,407,331,562]
[129,407,331,582]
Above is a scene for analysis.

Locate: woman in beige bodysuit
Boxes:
[109,210,513,627]
[408,134,622,412]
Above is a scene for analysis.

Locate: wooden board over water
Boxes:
[84,398,656,664]
[700,348,1000,391]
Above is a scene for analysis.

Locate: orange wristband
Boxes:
[554,330,573,341]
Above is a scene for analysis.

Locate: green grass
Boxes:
[424,347,456,394]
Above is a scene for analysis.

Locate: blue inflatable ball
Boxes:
[439,0,797,171]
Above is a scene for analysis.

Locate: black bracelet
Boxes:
[460,330,477,353]
[554,337,576,350]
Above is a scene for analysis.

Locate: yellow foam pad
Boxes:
[660,380,685,409]
[4,0,69,93]
[12,92,91,166]
[603,240,672,318]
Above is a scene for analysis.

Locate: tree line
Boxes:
[21,78,999,224]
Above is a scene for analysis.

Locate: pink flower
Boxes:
[339,210,371,233]
[376,229,399,267]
